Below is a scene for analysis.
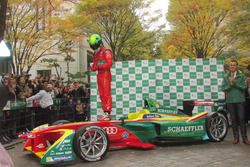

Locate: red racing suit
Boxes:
[90,47,113,113]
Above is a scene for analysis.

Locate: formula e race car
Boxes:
[19,99,228,165]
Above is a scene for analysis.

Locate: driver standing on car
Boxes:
[221,59,250,144]
[88,34,113,121]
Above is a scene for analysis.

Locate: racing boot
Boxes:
[98,112,111,121]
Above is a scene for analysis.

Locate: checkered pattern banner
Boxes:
[90,58,225,121]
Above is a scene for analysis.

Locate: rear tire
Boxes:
[73,125,109,162]
[206,112,228,142]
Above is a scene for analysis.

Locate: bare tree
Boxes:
[5,1,63,75]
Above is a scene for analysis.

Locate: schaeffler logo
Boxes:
[167,125,204,132]
[103,127,118,135]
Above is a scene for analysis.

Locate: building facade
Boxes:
[28,1,93,83]
[29,36,92,83]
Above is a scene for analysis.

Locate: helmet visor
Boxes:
[90,43,100,50]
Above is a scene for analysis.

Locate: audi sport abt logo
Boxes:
[103,127,118,135]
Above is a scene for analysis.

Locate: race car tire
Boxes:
[205,112,228,142]
[73,125,109,162]
[217,110,229,124]
[51,120,70,126]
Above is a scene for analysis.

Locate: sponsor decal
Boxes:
[194,101,214,106]
[52,155,72,162]
[63,139,70,144]
[62,147,72,151]
[143,114,161,119]
[97,60,106,66]
[167,125,204,133]
[27,134,34,139]
[46,157,53,163]
[65,151,72,154]
[50,152,55,155]
[158,108,177,114]
[103,127,118,135]
[36,143,45,149]
[122,132,129,139]
[56,152,64,155]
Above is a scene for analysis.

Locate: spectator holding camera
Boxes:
[16,75,31,100]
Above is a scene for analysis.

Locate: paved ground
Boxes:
[7,126,250,167]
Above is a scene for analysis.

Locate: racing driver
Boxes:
[88,34,113,121]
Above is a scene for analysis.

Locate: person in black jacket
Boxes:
[69,82,86,103]
[0,75,15,167]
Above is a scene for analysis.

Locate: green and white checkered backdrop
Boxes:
[90,58,225,121]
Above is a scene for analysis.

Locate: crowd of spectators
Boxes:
[0,73,90,144]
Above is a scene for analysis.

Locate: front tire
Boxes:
[73,125,109,162]
[206,112,228,142]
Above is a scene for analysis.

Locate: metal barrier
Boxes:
[0,97,90,145]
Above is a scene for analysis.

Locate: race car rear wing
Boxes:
[144,98,226,116]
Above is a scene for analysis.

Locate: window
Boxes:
[37,70,51,80]
[0,60,11,75]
